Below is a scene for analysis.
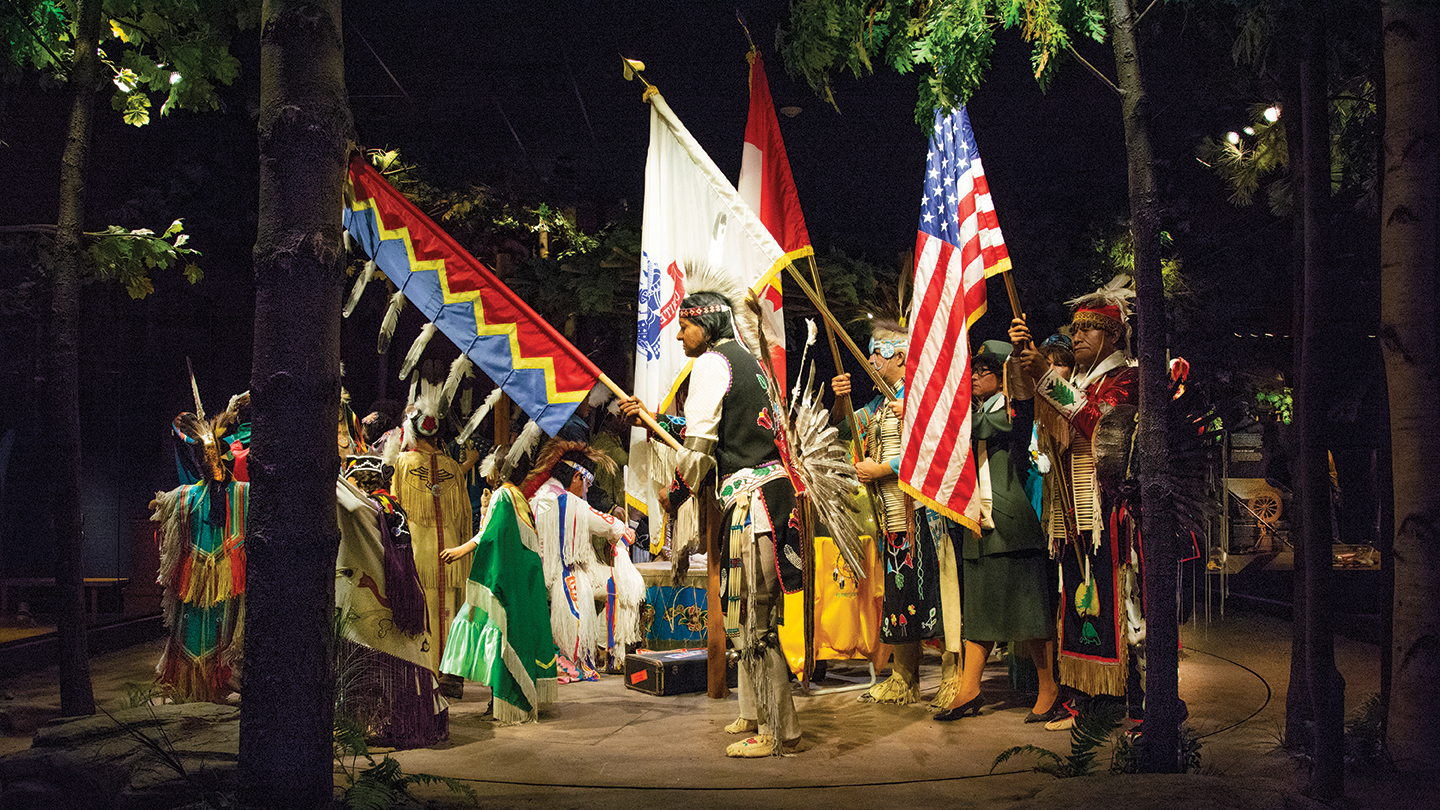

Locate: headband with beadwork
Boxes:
[677,303,729,319]
[561,459,594,486]
[869,336,907,359]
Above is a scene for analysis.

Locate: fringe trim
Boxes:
[1057,654,1127,698]
[159,639,233,704]
[1034,397,1072,453]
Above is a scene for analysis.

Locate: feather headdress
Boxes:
[1065,274,1136,354]
[520,438,618,499]
[680,261,765,365]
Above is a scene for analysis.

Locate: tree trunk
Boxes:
[51,0,104,719]
[1107,0,1179,773]
[1275,32,1312,752]
[236,2,351,807]
[1297,8,1346,799]
[1381,0,1440,770]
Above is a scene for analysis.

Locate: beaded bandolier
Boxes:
[866,405,908,535]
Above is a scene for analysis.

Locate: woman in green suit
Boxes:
[936,340,1060,723]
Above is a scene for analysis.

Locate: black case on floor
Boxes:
[623,648,737,696]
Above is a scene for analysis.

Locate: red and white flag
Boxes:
[899,106,1010,532]
[738,49,811,390]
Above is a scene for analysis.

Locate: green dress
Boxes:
[440,483,558,723]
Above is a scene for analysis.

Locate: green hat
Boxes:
[973,339,1012,371]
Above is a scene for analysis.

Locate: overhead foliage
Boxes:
[779,0,1109,127]
[2,1,256,126]
[1195,0,1380,217]
[359,148,640,329]
[0,1,258,295]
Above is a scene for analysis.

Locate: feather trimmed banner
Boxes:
[345,156,602,436]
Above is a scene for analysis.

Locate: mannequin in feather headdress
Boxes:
[520,438,638,681]
[150,395,250,703]
[1009,274,1142,726]
[618,263,805,758]
[831,319,960,709]
[388,385,473,697]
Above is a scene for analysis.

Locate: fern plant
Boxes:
[991,700,1128,777]
[1111,722,1204,773]
[333,713,478,809]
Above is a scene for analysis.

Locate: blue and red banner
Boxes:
[343,156,601,436]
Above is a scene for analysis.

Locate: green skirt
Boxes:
[961,547,1055,643]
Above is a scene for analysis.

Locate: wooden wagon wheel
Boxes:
[1249,491,1282,525]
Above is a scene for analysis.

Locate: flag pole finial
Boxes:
[736,9,756,54]
[621,56,659,102]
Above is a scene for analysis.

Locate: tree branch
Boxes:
[1068,44,1121,97]
[2,0,71,78]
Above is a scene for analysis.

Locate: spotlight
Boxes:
[1263,106,1280,123]
[1226,131,1241,145]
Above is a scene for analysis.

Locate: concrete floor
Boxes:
[0,609,1421,808]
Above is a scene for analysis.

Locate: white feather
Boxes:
[503,420,544,476]
[440,354,474,413]
[478,447,500,479]
[343,230,353,253]
[342,259,376,318]
[457,387,505,446]
[586,384,613,408]
[377,290,406,354]
[805,318,817,348]
[399,323,437,380]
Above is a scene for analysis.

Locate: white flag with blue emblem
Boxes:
[629,89,787,528]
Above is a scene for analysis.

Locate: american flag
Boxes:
[898,106,1011,531]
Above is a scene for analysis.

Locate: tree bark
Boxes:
[236,1,351,807]
[1297,7,1346,799]
[52,0,104,719]
[1381,0,1440,770]
[1108,0,1179,773]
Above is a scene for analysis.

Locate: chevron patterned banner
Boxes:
[343,156,601,436]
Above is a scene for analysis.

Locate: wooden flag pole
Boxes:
[597,372,683,452]
[782,260,898,401]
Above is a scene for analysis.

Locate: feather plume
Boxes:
[502,420,544,479]
[457,386,504,446]
[225,391,251,416]
[342,259,376,318]
[586,384,613,408]
[398,323,437,380]
[792,318,818,405]
[412,382,443,424]
[377,289,406,354]
[1065,273,1136,314]
[479,448,501,479]
[440,353,474,413]
[743,297,866,574]
[520,438,619,499]
[343,229,353,254]
[786,361,868,576]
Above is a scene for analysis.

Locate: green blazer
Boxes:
[963,394,1046,559]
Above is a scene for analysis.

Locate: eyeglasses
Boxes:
[972,368,995,378]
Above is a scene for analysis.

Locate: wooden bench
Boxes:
[0,577,130,617]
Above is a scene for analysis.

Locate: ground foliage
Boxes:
[333,716,478,810]
[991,699,1129,777]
